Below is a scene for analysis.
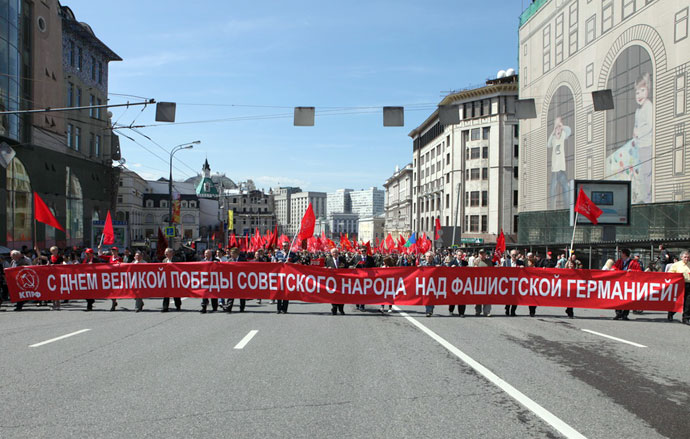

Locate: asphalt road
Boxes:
[1,300,689,438]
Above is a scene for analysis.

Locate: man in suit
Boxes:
[225,247,246,312]
[200,249,220,313]
[271,242,298,313]
[350,247,376,311]
[448,250,468,316]
[162,248,182,312]
[326,248,346,315]
[613,248,640,320]
[503,250,524,316]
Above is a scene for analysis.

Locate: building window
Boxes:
[514,190,519,207]
[446,194,450,208]
[513,166,518,179]
[470,215,479,232]
[481,191,488,206]
[95,135,100,157]
[676,8,689,43]
[482,126,490,140]
[602,0,614,34]
[6,157,32,245]
[585,15,596,45]
[445,173,450,183]
[482,146,488,158]
[514,144,519,158]
[587,112,593,143]
[77,46,83,71]
[569,1,579,54]
[91,56,96,80]
[67,83,74,106]
[89,94,95,117]
[464,215,469,232]
[622,0,635,19]
[470,168,480,180]
[75,127,81,151]
[555,13,564,65]
[513,215,519,233]
[69,40,75,66]
[586,63,594,88]
[470,191,479,207]
[446,153,450,165]
[96,99,102,119]
[481,215,487,233]
[471,147,480,159]
[67,124,73,148]
[471,128,480,140]
[543,24,551,73]
[677,73,687,116]
[482,167,488,180]
[76,87,82,107]
[674,128,685,175]
[98,62,103,84]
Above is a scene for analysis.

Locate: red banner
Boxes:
[5,263,684,311]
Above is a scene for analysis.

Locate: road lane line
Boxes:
[29,329,91,348]
[234,330,258,350]
[581,329,647,348]
[392,306,586,439]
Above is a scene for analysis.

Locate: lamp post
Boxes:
[169,141,200,230]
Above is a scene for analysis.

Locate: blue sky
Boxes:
[65,0,524,192]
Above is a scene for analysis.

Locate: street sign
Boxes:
[165,226,175,237]
[460,238,484,244]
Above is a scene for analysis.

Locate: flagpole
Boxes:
[286,223,302,261]
[569,212,579,256]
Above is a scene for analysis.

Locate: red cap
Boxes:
[547,251,552,255]
[85,248,94,254]
[111,247,118,251]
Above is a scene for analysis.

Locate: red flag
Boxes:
[229,232,237,248]
[102,211,115,245]
[33,191,64,232]
[434,218,442,241]
[297,203,316,241]
[492,229,506,263]
[364,241,372,256]
[574,188,603,225]
[385,233,395,253]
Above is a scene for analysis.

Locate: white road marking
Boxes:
[581,329,647,348]
[392,306,587,439]
[234,330,259,350]
[29,329,91,348]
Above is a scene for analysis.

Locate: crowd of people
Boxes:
[1,242,688,324]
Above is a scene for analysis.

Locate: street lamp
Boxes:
[169,141,200,230]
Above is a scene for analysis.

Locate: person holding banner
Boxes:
[272,241,297,314]
[419,252,437,317]
[161,248,182,312]
[667,251,690,324]
[326,248,346,315]
[98,245,122,311]
[225,248,247,313]
[133,250,146,312]
[200,249,220,314]
[503,250,524,316]
[10,250,32,311]
[34,246,63,310]
[613,248,641,320]
[474,249,493,317]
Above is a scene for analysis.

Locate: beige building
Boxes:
[383,163,413,238]
[358,216,385,244]
[519,0,690,245]
[288,191,327,236]
[409,75,519,246]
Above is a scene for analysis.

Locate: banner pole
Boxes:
[569,212,579,256]
[286,224,302,261]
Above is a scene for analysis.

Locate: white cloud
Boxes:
[252,175,309,189]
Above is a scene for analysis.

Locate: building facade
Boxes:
[409,75,519,246]
[272,186,301,235]
[1,0,121,250]
[116,169,147,244]
[518,0,690,247]
[288,191,326,236]
[358,216,385,244]
[383,163,413,238]
[350,187,385,218]
[223,187,276,238]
